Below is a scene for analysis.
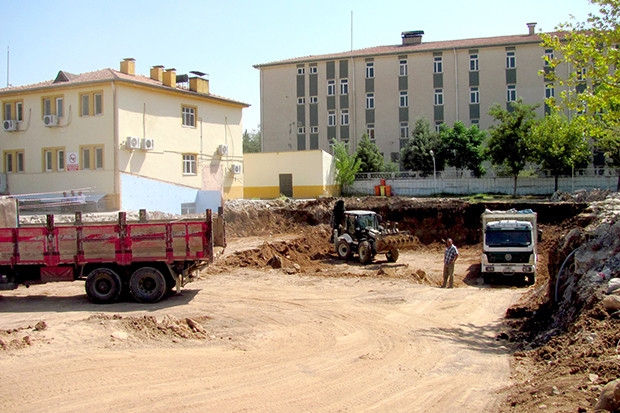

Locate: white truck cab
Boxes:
[481,210,539,285]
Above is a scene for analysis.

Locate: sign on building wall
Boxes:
[67,152,79,172]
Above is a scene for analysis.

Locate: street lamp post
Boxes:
[430,150,436,195]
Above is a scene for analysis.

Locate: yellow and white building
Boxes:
[244,150,338,199]
[0,58,248,213]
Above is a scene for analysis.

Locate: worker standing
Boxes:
[442,238,459,288]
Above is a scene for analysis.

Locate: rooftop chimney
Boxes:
[402,30,424,46]
[163,68,176,88]
[527,22,537,36]
[120,58,136,75]
[150,65,164,82]
[189,71,209,94]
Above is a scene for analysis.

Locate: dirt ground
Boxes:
[0,196,615,412]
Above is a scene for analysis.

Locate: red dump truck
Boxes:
[0,198,225,304]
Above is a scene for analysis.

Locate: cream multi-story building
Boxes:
[254,23,567,164]
[1,58,248,213]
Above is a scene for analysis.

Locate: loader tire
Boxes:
[85,268,122,304]
[386,248,399,263]
[358,241,372,264]
[336,239,352,260]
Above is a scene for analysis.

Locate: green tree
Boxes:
[439,121,488,178]
[332,139,361,193]
[400,118,443,175]
[541,0,620,189]
[242,128,261,153]
[354,134,384,173]
[486,99,540,197]
[529,113,592,191]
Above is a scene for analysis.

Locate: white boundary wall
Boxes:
[348,172,619,197]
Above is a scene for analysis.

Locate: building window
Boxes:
[80,145,104,170]
[95,147,103,169]
[4,150,24,173]
[367,124,375,140]
[366,62,374,78]
[506,51,516,69]
[507,85,517,102]
[471,119,480,126]
[340,110,349,125]
[576,67,587,81]
[3,100,24,121]
[56,97,64,117]
[400,122,409,139]
[434,89,444,106]
[297,67,305,75]
[340,79,349,95]
[297,97,306,105]
[310,126,319,134]
[94,93,102,115]
[80,94,89,116]
[309,66,318,74]
[399,91,409,107]
[327,80,336,96]
[45,151,53,172]
[309,96,318,104]
[328,110,336,126]
[43,96,64,117]
[470,87,480,104]
[3,102,10,120]
[434,121,442,133]
[80,92,103,116]
[16,102,23,121]
[43,147,65,172]
[366,93,375,109]
[43,98,52,116]
[182,105,196,127]
[182,154,197,175]
[58,149,65,170]
[544,49,554,66]
[298,126,306,134]
[469,54,479,71]
[434,56,443,73]
[545,83,555,99]
[399,59,408,76]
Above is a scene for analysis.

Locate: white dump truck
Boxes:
[481,209,540,285]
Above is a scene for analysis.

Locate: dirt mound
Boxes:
[0,323,43,351]
[550,188,615,203]
[87,313,213,342]
[219,225,333,271]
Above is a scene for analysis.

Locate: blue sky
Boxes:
[0,0,597,132]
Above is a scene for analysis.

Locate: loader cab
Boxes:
[343,211,379,237]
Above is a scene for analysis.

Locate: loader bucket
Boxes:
[375,232,417,252]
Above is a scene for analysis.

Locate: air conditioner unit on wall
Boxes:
[126,136,140,150]
[232,164,242,174]
[218,144,229,156]
[43,114,58,127]
[142,138,155,151]
[3,120,17,132]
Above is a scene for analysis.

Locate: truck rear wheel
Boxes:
[85,268,122,304]
[386,248,399,263]
[336,239,352,260]
[525,274,536,286]
[358,241,372,264]
[129,267,167,303]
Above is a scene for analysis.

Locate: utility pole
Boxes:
[6,46,9,87]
